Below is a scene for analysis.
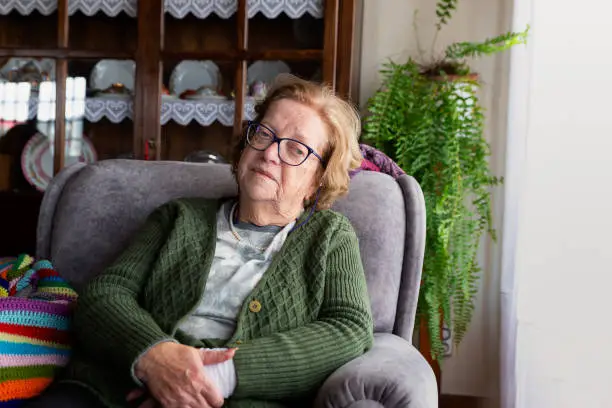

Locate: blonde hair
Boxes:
[232,74,362,210]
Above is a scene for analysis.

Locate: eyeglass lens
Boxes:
[248,124,310,166]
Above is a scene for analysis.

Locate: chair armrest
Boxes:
[314,333,438,408]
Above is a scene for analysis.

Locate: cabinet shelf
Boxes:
[26,96,256,126]
[161,49,323,62]
[0,48,321,61]
[0,46,134,59]
[0,0,323,19]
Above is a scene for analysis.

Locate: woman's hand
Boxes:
[133,342,236,408]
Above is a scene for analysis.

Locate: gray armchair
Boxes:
[36,159,437,408]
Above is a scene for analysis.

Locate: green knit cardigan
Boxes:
[61,198,374,408]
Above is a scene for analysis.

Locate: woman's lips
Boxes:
[253,168,276,182]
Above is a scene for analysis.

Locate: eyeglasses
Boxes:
[245,121,325,167]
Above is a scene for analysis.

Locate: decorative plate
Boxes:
[89,60,136,92]
[169,60,221,96]
[0,58,56,82]
[247,61,291,87]
[21,133,97,192]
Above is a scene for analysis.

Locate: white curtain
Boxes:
[499,0,532,406]
[500,0,612,407]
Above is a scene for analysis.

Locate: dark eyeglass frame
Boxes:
[245,121,326,167]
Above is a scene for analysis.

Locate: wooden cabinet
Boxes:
[0,0,361,256]
[0,0,361,176]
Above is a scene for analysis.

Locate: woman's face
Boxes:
[237,98,327,216]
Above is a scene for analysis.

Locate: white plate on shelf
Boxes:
[247,60,291,87]
[90,60,136,92]
[0,58,56,81]
[170,60,221,96]
[21,133,97,192]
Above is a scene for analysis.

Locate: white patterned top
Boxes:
[177,200,295,340]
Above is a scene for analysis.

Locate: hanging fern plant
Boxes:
[363,1,528,361]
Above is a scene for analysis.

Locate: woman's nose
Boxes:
[262,141,281,164]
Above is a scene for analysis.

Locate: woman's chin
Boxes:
[242,184,277,202]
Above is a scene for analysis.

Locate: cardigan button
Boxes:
[249,300,262,313]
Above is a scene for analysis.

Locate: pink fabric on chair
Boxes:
[350,144,405,180]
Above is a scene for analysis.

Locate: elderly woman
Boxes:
[27,75,373,408]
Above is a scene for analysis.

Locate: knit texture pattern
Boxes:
[64,198,373,408]
[0,254,78,407]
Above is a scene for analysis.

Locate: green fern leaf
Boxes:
[445,26,529,60]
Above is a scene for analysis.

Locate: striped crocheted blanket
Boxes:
[0,254,78,408]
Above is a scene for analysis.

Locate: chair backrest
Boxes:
[36,159,425,341]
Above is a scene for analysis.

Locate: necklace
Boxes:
[229,202,269,252]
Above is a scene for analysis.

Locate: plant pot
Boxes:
[427,73,479,83]
[419,316,442,390]
[431,73,480,141]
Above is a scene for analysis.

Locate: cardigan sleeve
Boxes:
[72,204,177,381]
[231,223,375,400]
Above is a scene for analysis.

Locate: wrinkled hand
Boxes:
[132,343,236,408]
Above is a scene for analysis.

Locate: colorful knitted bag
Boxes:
[0,254,78,407]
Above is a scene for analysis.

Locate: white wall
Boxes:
[359,0,513,400]
[504,0,612,406]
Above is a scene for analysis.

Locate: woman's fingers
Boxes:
[200,348,237,365]
[201,387,224,408]
[125,380,219,408]
[133,344,229,408]
[137,397,157,408]
[126,388,145,401]
[125,389,157,408]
